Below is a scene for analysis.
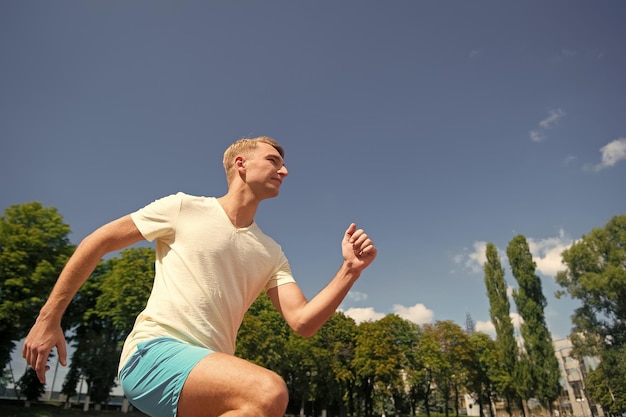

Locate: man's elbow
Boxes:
[292,322,318,339]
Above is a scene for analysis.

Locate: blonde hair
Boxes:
[223,136,285,184]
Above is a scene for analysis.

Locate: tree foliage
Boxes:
[17,367,45,403]
[409,323,440,417]
[507,235,561,411]
[483,242,519,414]
[556,214,626,413]
[556,214,626,350]
[584,344,626,415]
[353,314,418,416]
[432,320,472,417]
[0,202,74,369]
[315,312,358,416]
[64,247,154,406]
[465,332,498,417]
[236,293,290,372]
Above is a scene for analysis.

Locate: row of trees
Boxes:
[238,296,500,417]
[1,202,625,416]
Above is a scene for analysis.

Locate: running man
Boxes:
[23,136,377,417]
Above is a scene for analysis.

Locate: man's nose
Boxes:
[278,165,288,176]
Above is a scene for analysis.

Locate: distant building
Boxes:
[554,338,604,417]
[462,393,480,417]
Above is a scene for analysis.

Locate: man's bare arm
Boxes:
[267,223,376,337]
[22,214,145,383]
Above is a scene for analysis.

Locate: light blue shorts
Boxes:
[119,337,214,417]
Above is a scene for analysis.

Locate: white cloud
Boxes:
[510,312,524,328]
[539,109,565,129]
[563,155,577,166]
[453,241,488,273]
[475,313,523,339]
[340,303,434,325]
[527,229,573,276]
[475,320,496,336]
[469,49,481,59]
[530,130,544,143]
[341,307,385,324]
[456,230,573,277]
[529,109,565,142]
[346,290,368,302]
[392,303,434,325]
[590,138,626,171]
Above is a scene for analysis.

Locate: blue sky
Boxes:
[2,0,626,391]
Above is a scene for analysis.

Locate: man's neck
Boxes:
[217,191,260,229]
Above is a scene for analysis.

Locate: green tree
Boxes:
[0,202,74,369]
[465,332,498,417]
[17,367,45,405]
[409,323,442,417]
[0,368,10,394]
[283,332,326,417]
[64,261,112,407]
[379,314,419,417]
[353,315,417,417]
[403,328,426,417]
[60,259,108,405]
[507,235,560,413]
[236,292,290,373]
[556,214,626,351]
[556,214,626,413]
[431,320,472,417]
[60,362,80,407]
[63,247,154,407]
[483,242,519,416]
[93,247,155,335]
[315,312,358,417]
[584,345,626,415]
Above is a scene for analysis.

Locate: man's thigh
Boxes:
[177,352,288,417]
[120,337,213,417]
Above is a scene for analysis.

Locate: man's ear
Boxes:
[235,156,246,172]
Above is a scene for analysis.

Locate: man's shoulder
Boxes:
[251,223,283,250]
[137,193,217,216]
[170,192,217,205]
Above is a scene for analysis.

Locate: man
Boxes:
[23,136,377,417]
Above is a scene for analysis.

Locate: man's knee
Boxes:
[252,372,288,416]
[178,353,289,417]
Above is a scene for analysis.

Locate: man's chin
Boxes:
[262,189,280,199]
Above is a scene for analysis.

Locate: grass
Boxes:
[0,401,146,417]
[1,401,455,417]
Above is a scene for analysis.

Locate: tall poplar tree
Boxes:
[483,243,518,416]
[507,235,560,413]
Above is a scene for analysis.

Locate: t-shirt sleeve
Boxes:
[265,250,296,291]
[130,193,183,242]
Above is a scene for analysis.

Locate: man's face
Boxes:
[242,143,288,198]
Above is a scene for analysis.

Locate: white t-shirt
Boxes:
[118,192,295,371]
